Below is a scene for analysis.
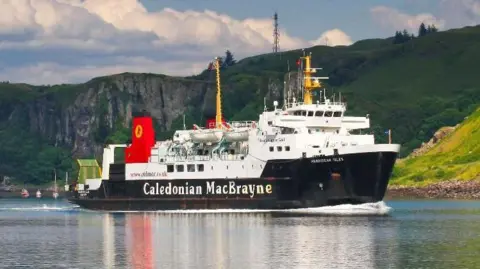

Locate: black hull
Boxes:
[67,151,398,211]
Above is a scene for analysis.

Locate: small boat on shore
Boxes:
[21,188,29,198]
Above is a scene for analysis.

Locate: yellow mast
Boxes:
[300,53,322,105]
[214,57,223,129]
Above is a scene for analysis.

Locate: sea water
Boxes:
[0,198,479,269]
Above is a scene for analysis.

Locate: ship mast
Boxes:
[214,57,223,129]
[300,52,328,104]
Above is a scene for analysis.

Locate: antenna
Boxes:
[284,60,290,108]
[183,114,186,130]
[273,12,280,53]
[296,55,303,103]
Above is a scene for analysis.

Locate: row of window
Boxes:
[167,164,205,173]
[269,145,290,152]
[165,163,263,172]
[292,110,342,117]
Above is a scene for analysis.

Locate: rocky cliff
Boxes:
[4,72,285,160]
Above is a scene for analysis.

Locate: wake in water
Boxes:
[109,201,392,216]
[0,200,391,216]
[0,203,80,212]
[279,201,392,216]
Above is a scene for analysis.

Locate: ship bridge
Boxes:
[261,99,347,131]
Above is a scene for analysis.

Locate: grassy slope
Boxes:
[391,107,480,186]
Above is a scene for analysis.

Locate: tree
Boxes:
[418,23,427,37]
[427,24,438,34]
[393,29,414,44]
[393,31,403,44]
[224,50,236,66]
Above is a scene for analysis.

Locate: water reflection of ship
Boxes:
[120,212,397,268]
[270,217,398,268]
[147,213,270,268]
[126,214,154,269]
[103,213,115,268]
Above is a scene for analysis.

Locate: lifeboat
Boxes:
[224,129,249,142]
[189,129,224,143]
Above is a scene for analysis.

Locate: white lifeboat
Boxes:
[224,129,249,142]
[189,129,224,143]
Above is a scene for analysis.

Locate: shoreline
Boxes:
[0,188,66,199]
[386,180,480,200]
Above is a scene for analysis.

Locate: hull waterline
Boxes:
[67,151,397,211]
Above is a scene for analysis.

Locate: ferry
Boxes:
[66,52,400,211]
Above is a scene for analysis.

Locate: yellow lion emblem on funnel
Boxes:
[134,125,143,138]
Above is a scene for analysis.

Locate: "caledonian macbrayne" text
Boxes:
[143,181,273,198]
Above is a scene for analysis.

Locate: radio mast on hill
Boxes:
[273,12,280,53]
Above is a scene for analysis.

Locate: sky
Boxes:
[0,0,479,85]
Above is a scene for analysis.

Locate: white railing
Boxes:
[285,101,346,109]
[162,153,247,163]
[227,121,257,129]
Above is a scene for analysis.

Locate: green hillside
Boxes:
[1,24,480,184]
[391,107,480,186]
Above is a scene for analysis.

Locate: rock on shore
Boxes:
[386,180,480,199]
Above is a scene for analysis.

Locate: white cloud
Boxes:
[310,29,353,46]
[370,2,480,34]
[438,0,480,28]
[0,0,353,84]
[0,57,208,85]
[370,6,446,32]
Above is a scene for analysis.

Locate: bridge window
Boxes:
[301,111,307,116]
[285,146,290,151]
[167,165,174,173]
[333,112,342,117]
[324,111,333,117]
[307,111,314,116]
[187,164,195,172]
[197,164,204,172]
[269,146,274,152]
[176,165,184,172]
[277,146,282,152]
[315,111,324,116]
